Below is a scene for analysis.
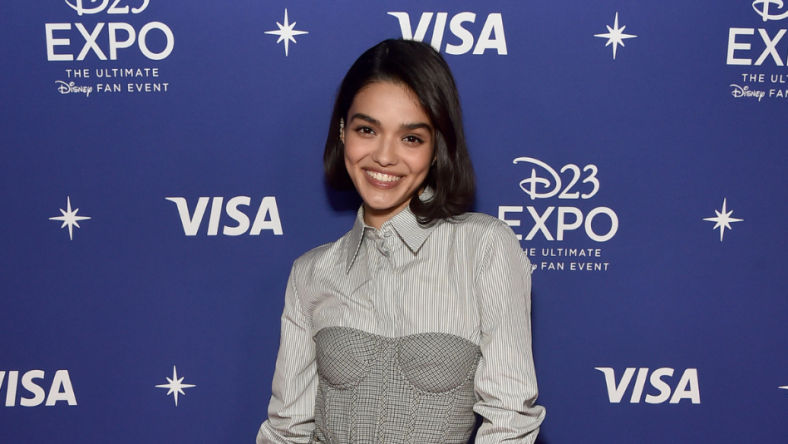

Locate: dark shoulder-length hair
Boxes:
[324,39,475,225]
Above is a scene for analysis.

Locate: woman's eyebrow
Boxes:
[349,113,379,125]
[401,122,432,131]
[350,113,431,132]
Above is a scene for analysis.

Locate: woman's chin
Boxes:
[363,197,410,216]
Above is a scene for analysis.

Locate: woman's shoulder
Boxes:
[441,212,524,259]
[291,229,355,274]
[443,211,516,239]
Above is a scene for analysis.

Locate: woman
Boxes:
[257,39,544,444]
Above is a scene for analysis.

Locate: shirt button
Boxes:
[383,250,390,257]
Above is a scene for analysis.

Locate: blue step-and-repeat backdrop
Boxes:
[1,0,787,442]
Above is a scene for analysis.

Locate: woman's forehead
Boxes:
[349,82,430,126]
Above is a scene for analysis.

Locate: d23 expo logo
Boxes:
[497,157,617,272]
[65,0,148,16]
[752,0,788,21]
[47,0,172,96]
[726,1,788,100]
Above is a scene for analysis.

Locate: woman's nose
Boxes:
[371,137,398,166]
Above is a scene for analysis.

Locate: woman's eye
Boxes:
[355,126,375,135]
[403,135,424,144]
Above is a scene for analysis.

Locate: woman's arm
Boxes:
[257,264,318,444]
[473,221,546,444]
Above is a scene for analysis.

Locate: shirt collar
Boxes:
[344,189,438,273]
[344,210,366,273]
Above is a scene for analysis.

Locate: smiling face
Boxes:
[343,81,434,229]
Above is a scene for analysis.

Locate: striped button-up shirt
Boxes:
[257,205,545,443]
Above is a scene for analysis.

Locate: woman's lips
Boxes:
[364,169,402,188]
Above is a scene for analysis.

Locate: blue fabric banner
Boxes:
[1,0,786,442]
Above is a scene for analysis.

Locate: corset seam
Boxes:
[324,385,334,444]
[374,339,391,444]
[350,384,358,444]
[406,390,420,444]
[438,388,458,444]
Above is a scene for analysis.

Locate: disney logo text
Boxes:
[513,157,600,200]
[56,80,92,97]
[730,84,766,100]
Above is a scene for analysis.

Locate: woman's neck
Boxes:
[363,200,411,230]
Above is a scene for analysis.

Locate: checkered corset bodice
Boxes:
[311,327,482,444]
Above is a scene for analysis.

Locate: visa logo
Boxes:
[0,370,77,407]
[166,196,283,236]
[388,12,507,55]
[595,367,701,404]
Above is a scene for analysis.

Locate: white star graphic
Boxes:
[780,385,788,391]
[265,9,308,56]
[703,198,743,241]
[49,196,91,241]
[594,12,637,60]
[156,366,196,406]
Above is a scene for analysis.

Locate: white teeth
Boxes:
[366,170,401,183]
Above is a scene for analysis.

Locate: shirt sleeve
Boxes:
[473,221,546,444]
[257,262,318,444]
